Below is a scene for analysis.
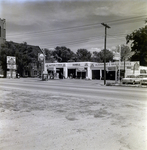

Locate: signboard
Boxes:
[38,53,44,61]
[72,64,80,66]
[7,56,16,64]
[7,64,17,69]
[7,56,16,70]
[46,63,63,68]
[107,67,116,71]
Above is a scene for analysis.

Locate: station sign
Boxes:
[7,56,16,64]
[7,64,17,69]
[7,56,16,70]
[38,53,44,61]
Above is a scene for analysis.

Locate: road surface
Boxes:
[0,78,146,101]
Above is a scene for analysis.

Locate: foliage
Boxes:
[92,49,114,62]
[53,46,75,62]
[76,49,92,62]
[91,51,102,62]
[43,48,55,63]
[126,21,147,66]
[120,44,134,61]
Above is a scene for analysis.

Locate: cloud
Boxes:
[89,48,101,53]
[94,1,147,17]
[94,6,110,16]
[1,1,147,52]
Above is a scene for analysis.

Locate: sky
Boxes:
[0,0,147,53]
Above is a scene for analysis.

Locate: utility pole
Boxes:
[119,45,121,82]
[101,23,110,85]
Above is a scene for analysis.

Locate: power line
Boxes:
[6,32,126,49]
[107,15,147,24]
[7,15,147,37]
[35,35,125,51]
[6,15,146,50]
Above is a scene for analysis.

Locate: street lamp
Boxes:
[38,50,47,80]
[38,53,44,78]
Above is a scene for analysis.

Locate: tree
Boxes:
[53,46,75,62]
[126,20,147,66]
[119,44,134,77]
[120,45,131,61]
[91,51,102,62]
[92,49,113,62]
[76,49,92,62]
[43,48,55,63]
[0,41,40,77]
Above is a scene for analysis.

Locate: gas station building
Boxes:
[45,61,145,80]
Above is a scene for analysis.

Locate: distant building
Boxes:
[0,18,6,48]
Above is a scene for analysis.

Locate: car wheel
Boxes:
[133,81,135,85]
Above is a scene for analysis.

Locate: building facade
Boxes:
[45,61,146,80]
[0,18,6,48]
[21,45,42,78]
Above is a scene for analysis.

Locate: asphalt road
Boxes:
[0,78,146,101]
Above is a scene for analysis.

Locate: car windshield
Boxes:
[141,75,147,78]
[126,75,135,78]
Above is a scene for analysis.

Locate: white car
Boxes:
[122,75,141,84]
[140,75,147,85]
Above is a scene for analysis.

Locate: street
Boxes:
[0,78,146,100]
[0,78,147,150]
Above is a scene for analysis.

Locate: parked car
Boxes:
[140,75,147,85]
[122,75,141,84]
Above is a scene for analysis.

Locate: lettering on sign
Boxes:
[90,64,94,67]
[46,64,63,67]
[72,64,80,66]
[107,67,116,71]
[94,63,103,67]
[85,63,88,66]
